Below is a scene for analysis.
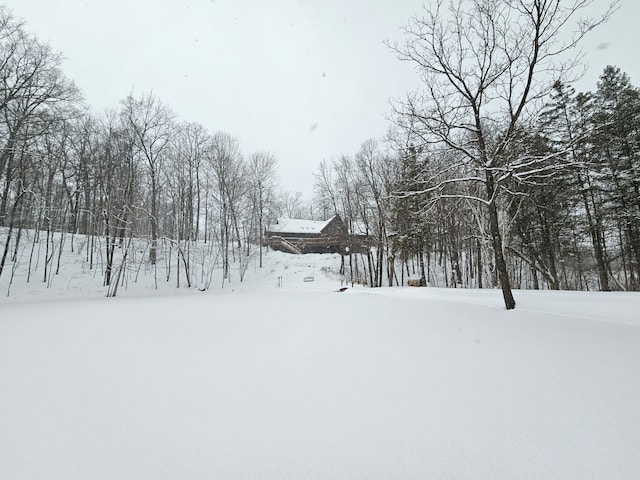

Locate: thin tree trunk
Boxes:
[0,190,25,279]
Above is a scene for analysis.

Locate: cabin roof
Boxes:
[268,216,337,235]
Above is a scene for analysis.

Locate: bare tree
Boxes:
[0,8,80,226]
[206,132,246,282]
[389,0,618,309]
[95,109,139,286]
[355,139,395,287]
[313,159,339,219]
[121,92,175,265]
[247,151,278,268]
[279,190,307,219]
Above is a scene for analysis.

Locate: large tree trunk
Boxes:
[486,172,516,310]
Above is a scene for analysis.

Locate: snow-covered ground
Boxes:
[1,243,640,479]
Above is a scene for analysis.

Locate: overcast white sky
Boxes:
[2,0,638,196]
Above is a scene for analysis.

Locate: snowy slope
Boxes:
[1,235,640,479]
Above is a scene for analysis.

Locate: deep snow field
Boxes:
[1,244,640,479]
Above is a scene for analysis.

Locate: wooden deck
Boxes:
[263,235,373,254]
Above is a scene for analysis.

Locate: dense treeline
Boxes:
[0,7,292,293]
[2,1,637,306]
[313,0,637,307]
[314,65,640,295]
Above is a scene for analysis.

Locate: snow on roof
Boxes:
[268,216,335,234]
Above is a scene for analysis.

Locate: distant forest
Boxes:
[1,1,637,308]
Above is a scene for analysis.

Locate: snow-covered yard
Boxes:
[2,263,639,479]
[0,243,638,479]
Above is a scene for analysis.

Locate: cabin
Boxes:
[264,215,369,254]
